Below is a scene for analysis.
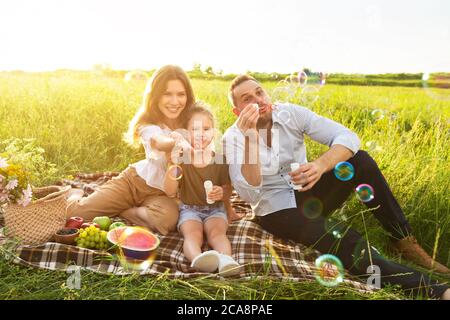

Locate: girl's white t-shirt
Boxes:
[130,124,171,191]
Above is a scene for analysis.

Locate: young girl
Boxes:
[163,102,241,276]
[66,65,195,236]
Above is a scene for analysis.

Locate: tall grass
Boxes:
[0,71,449,299]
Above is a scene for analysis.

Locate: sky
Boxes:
[0,0,449,74]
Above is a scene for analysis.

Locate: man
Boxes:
[222,74,449,299]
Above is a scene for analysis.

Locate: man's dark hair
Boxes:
[228,74,258,106]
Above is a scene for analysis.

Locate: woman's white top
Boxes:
[130,124,171,191]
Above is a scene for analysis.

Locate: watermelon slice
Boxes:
[107,226,160,260]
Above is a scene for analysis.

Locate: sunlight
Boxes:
[0,0,449,73]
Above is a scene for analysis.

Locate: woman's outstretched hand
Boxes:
[167,131,193,164]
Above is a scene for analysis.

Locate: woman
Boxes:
[66,65,195,235]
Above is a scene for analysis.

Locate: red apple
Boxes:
[80,222,90,229]
[81,222,100,229]
[65,217,84,229]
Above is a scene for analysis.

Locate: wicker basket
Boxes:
[3,185,71,245]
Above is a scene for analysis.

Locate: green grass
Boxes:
[0,71,449,299]
[0,258,409,300]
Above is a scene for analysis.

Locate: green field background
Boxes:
[0,72,449,299]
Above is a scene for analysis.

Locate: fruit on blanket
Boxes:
[107,226,160,260]
[75,225,109,250]
[81,222,100,229]
[56,228,78,235]
[109,221,126,231]
[65,217,84,229]
[54,228,79,245]
[93,216,112,231]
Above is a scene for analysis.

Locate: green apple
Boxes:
[109,221,126,231]
[92,216,112,231]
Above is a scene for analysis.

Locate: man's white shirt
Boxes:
[222,103,361,217]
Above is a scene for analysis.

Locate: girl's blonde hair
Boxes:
[183,101,215,128]
[125,65,195,146]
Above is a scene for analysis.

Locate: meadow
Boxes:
[0,71,449,299]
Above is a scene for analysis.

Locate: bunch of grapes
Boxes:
[75,225,109,250]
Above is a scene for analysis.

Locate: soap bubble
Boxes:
[300,85,319,105]
[272,81,296,103]
[302,197,323,219]
[167,164,183,181]
[371,109,385,121]
[277,109,291,124]
[314,254,344,287]
[355,184,375,202]
[114,227,159,272]
[334,162,355,181]
[117,251,157,272]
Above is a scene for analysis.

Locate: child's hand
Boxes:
[207,186,223,201]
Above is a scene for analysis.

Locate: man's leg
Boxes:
[304,150,449,273]
[307,150,411,239]
[258,208,449,299]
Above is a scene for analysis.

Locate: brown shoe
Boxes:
[390,236,450,274]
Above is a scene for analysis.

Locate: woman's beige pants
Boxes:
[66,166,179,235]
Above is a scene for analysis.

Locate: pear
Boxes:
[92,216,112,231]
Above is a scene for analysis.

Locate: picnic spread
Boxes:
[0,171,375,293]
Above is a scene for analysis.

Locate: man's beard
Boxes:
[257,112,272,129]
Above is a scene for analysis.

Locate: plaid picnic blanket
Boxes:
[0,172,375,293]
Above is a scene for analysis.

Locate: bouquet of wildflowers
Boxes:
[0,157,33,207]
